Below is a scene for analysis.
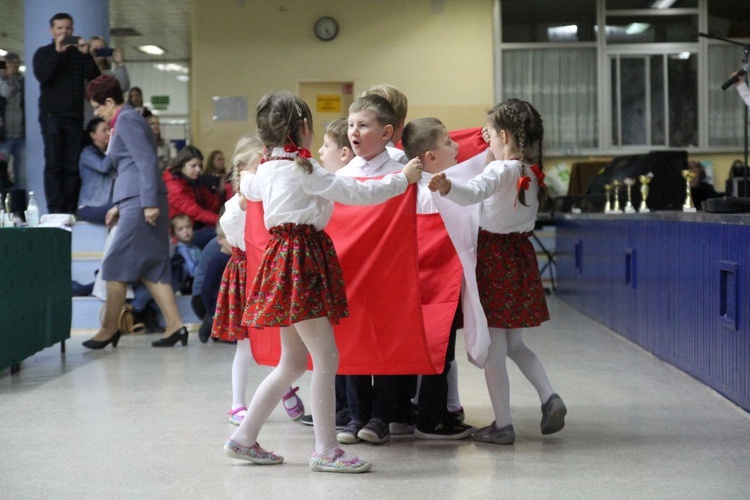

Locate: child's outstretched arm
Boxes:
[428,172,452,195]
[402,157,423,184]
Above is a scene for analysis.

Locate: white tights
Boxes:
[231,340,253,410]
[483,327,554,428]
[230,316,340,455]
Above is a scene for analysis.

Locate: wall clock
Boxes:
[314,16,339,41]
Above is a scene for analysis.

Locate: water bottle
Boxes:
[25,191,40,227]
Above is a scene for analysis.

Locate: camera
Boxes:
[61,35,81,46]
[0,61,5,70]
[94,48,114,57]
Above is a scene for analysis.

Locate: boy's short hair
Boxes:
[402,117,446,160]
[169,214,192,233]
[349,94,397,128]
[363,84,408,125]
[325,118,351,149]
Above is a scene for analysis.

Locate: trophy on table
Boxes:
[682,169,697,213]
[603,184,612,213]
[611,180,622,213]
[623,178,636,213]
[638,173,653,213]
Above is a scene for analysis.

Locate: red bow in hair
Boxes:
[284,136,312,158]
[514,163,545,209]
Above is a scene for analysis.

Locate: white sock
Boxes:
[446,359,462,412]
[483,328,512,428]
[506,328,554,403]
[231,340,253,409]
[230,326,308,446]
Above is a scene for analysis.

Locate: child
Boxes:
[298,118,357,429]
[401,117,475,439]
[335,93,415,445]
[211,134,306,425]
[429,98,567,445]
[362,84,409,165]
[317,118,354,174]
[171,214,201,293]
[224,90,422,473]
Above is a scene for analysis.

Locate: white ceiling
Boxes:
[0,0,191,63]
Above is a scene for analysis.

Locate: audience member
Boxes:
[200,149,231,200]
[84,36,129,124]
[0,52,25,188]
[190,234,230,343]
[688,160,720,210]
[127,86,152,118]
[170,214,202,294]
[163,145,221,248]
[77,117,115,223]
[148,115,170,171]
[32,12,100,213]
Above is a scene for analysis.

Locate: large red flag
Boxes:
[244,185,461,375]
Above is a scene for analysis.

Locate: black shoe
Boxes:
[151,326,189,347]
[300,414,314,426]
[337,420,365,444]
[82,331,121,350]
[335,408,351,429]
[541,394,567,435]
[358,418,390,444]
[198,316,212,343]
[414,422,476,440]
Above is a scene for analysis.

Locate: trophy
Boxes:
[638,173,653,213]
[611,180,622,213]
[682,169,697,213]
[623,178,636,213]
[603,184,612,213]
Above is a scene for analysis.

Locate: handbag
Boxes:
[99,303,146,335]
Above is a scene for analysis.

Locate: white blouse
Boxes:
[240,148,408,231]
[443,159,540,234]
[738,84,750,107]
[337,149,403,178]
[219,194,246,250]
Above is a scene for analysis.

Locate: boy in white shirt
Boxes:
[336,94,414,445]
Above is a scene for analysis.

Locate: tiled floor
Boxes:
[2,296,748,499]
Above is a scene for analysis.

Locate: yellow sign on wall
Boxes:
[317,94,342,113]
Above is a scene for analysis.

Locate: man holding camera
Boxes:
[32,12,100,214]
[0,52,25,189]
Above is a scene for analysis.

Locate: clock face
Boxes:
[315,16,339,41]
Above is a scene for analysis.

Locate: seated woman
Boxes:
[163,145,221,248]
[688,160,720,210]
[77,117,116,224]
[127,86,152,118]
[200,149,233,200]
[148,115,171,172]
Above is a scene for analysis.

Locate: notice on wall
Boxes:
[213,96,248,122]
[151,95,170,111]
[317,94,342,113]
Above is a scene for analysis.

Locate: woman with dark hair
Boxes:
[82,74,188,349]
[77,117,115,223]
[200,149,232,200]
[164,145,222,248]
[127,86,152,118]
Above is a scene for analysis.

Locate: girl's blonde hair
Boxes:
[487,98,547,206]
[255,91,314,174]
[230,134,263,191]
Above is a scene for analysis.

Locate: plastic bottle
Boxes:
[25,191,40,227]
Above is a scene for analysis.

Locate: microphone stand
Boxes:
[699,32,750,198]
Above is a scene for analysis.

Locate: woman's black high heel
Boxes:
[82,331,121,350]
[151,326,189,347]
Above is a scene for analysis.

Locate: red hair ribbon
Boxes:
[284,136,312,159]
[514,163,545,209]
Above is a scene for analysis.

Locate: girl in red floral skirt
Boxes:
[429,98,566,446]
[211,135,306,426]
[223,91,422,473]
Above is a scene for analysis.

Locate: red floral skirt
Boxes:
[476,229,550,329]
[211,247,248,341]
[242,223,349,328]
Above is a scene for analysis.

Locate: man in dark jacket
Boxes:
[32,12,100,213]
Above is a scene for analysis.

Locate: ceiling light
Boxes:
[0,49,7,56]
[137,45,165,55]
[626,23,650,35]
[650,0,677,9]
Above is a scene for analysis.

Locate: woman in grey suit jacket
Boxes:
[82,75,188,349]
